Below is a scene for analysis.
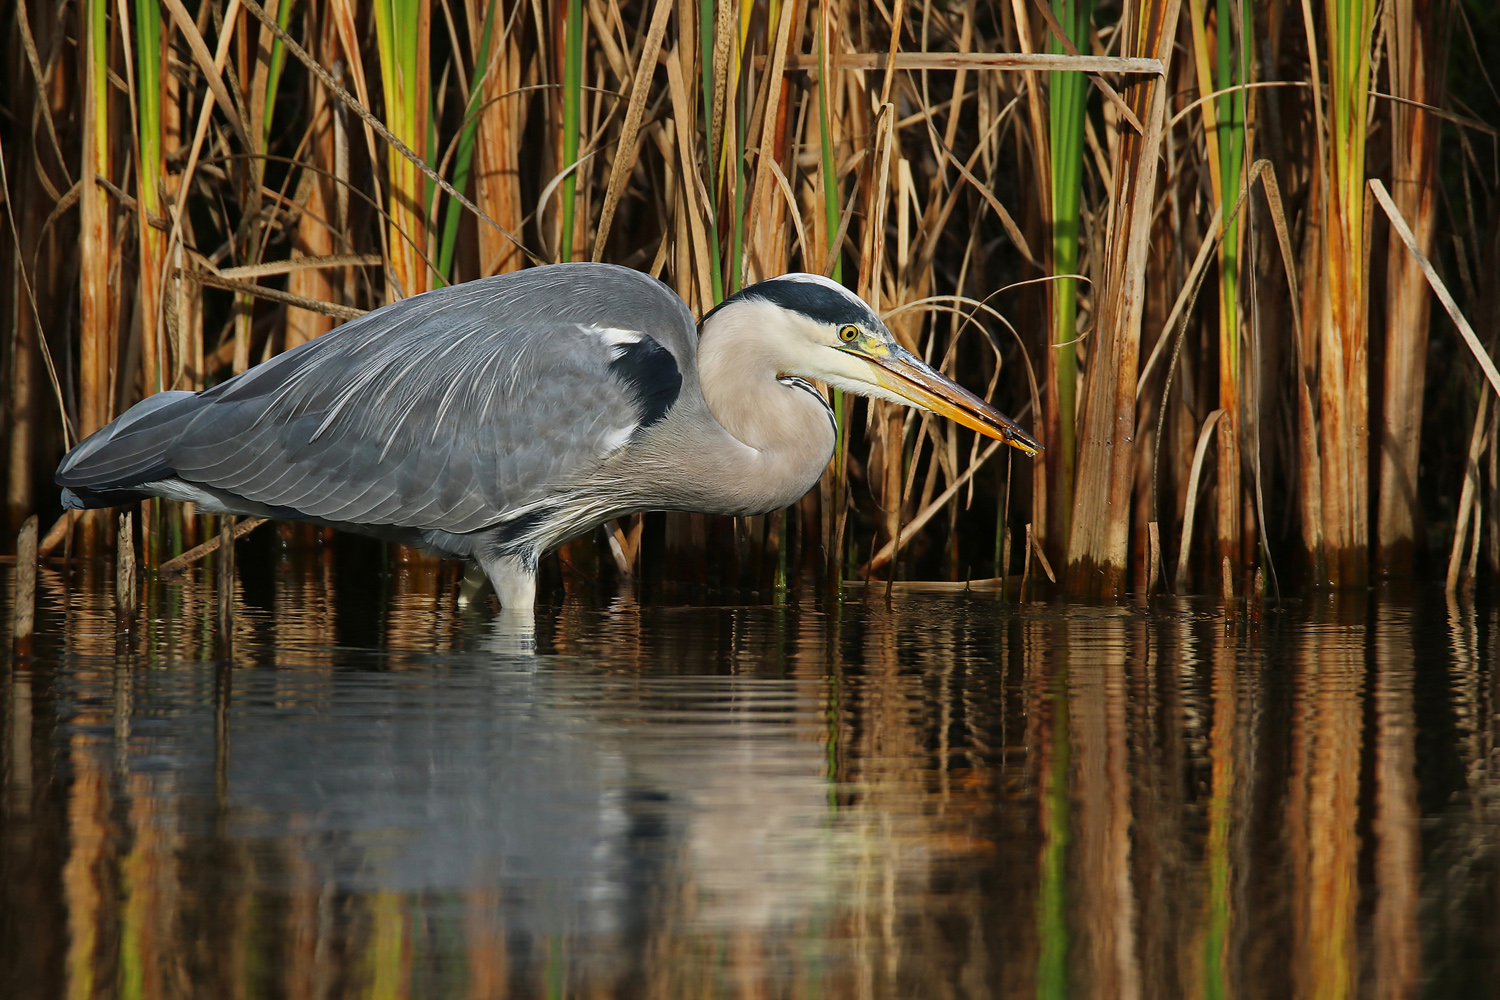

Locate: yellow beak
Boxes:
[865,347,1041,456]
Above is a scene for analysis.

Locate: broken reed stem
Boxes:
[216,516,236,649]
[181,270,368,319]
[605,520,633,582]
[160,518,269,578]
[1178,409,1227,592]
[13,516,38,655]
[38,512,78,559]
[115,512,137,622]
[777,52,1163,74]
[1147,521,1161,597]
[1447,392,1490,594]
[1021,522,1034,602]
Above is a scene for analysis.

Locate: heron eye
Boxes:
[838,325,859,343]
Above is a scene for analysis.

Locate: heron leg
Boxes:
[476,550,537,610]
[457,562,490,606]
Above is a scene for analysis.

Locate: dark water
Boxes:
[2,561,1498,999]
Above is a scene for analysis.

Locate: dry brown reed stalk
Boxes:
[1376,0,1446,576]
[1064,0,1181,597]
[284,12,346,349]
[1372,175,1500,594]
[474,0,529,276]
[1,11,61,538]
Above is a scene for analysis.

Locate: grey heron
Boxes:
[57,263,1039,608]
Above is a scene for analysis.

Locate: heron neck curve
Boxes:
[692,303,836,512]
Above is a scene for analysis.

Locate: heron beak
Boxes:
[864,347,1042,456]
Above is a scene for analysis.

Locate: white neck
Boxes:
[687,301,836,514]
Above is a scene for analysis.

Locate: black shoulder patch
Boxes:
[609,336,682,429]
[496,506,554,548]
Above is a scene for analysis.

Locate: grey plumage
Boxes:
[58,263,1039,609]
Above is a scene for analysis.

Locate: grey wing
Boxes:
[59,265,694,533]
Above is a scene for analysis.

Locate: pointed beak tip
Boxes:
[868,351,1041,457]
[1007,435,1042,457]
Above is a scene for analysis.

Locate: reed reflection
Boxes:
[1373,604,1420,1000]
[1068,612,1140,1000]
[5,571,1500,997]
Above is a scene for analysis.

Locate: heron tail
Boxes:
[55,390,203,505]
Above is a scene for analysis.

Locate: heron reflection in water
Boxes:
[57,264,1039,610]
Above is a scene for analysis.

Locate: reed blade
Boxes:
[559,0,583,261]
[1047,0,1093,549]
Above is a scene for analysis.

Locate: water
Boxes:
[3,562,1498,998]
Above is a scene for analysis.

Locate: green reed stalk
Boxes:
[134,0,169,566]
[261,0,295,143]
[1047,0,1093,546]
[134,0,163,396]
[816,11,845,593]
[728,78,745,297]
[438,0,498,281]
[1214,0,1248,379]
[816,30,840,285]
[1186,0,1252,580]
[134,3,161,225]
[559,0,583,262]
[1217,0,1250,577]
[728,0,748,296]
[1318,0,1376,583]
[699,0,724,303]
[730,96,745,294]
[374,0,431,295]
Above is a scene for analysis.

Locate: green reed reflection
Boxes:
[1037,638,1070,1000]
[1203,643,1235,1000]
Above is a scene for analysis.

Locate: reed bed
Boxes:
[2,0,1498,597]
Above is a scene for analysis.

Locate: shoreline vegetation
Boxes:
[3,0,1498,600]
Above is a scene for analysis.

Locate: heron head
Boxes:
[707,273,1041,456]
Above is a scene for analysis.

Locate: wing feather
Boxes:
[160,264,693,533]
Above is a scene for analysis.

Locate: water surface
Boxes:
[2,563,1497,998]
